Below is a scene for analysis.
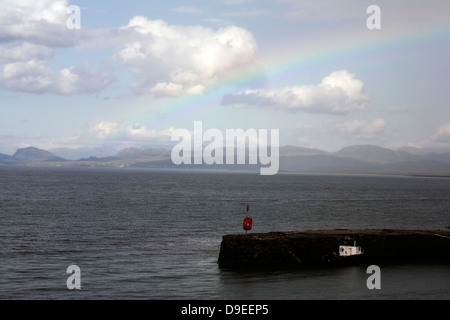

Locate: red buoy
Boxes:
[243,217,252,231]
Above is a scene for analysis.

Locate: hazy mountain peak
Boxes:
[280,145,328,156]
[12,147,64,162]
[334,145,415,164]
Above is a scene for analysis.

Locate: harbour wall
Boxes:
[218,229,450,269]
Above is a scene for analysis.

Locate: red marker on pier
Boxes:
[243,205,252,233]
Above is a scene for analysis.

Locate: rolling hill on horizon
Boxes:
[2,144,450,176]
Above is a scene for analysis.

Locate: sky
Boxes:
[0,0,449,155]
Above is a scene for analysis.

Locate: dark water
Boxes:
[0,166,449,299]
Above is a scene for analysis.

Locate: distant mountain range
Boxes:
[278,145,450,175]
[49,146,118,160]
[2,145,450,176]
[0,147,65,163]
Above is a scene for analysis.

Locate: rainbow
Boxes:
[128,22,449,131]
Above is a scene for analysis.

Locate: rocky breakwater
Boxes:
[218,229,450,269]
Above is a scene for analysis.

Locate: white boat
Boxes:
[338,241,364,257]
[322,241,364,264]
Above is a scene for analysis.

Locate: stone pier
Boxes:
[218,229,450,269]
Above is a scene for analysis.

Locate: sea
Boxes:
[0,166,449,300]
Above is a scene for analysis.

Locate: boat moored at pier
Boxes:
[322,241,364,265]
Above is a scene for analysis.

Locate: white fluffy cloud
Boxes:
[85,121,174,143]
[0,59,115,94]
[87,121,119,139]
[0,42,53,64]
[433,123,450,143]
[117,16,258,96]
[222,70,369,114]
[0,2,259,97]
[0,0,115,95]
[0,0,74,47]
[49,121,175,150]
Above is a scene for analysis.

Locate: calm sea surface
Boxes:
[0,166,449,299]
